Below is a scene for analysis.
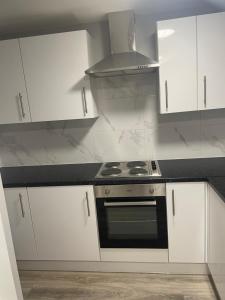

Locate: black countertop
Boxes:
[1,157,225,202]
[0,163,101,187]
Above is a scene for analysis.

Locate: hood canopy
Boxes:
[85,10,159,78]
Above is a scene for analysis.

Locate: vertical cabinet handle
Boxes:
[19,193,25,218]
[204,76,207,108]
[85,192,90,217]
[19,93,26,118]
[165,80,168,111]
[172,189,175,217]
[82,87,88,116]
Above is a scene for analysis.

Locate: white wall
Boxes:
[0,17,225,166]
[0,72,225,166]
[0,174,23,299]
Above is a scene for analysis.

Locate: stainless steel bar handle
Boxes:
[82,87,88,116]
[86,192,90,217]
[204,76,207,108]
[19,93,26,118]
[104,201,157,207]
[165,80,168,111]
[172,189,175,217]
[19,193,25,218]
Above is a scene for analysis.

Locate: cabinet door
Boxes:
[166,182,206,263]
[4,188,37,260]
[207,184,225,298]
[157,17,197,113]
[28,185,100,261]
[197,12,225,110]
[0,39,31,124]
[20,31,97,122]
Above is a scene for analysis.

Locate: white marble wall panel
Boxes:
[0,73,225,167]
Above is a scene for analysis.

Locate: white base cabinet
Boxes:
[4,188,37,260]
[207,184,225,299]
[27,185,100,261]
[166,182,206,263]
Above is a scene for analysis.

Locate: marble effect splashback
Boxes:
[1,73,225,167]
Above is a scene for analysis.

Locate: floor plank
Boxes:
[19,271,216,300]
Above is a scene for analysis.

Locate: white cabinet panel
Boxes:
[5,188,37,260]
[166,182,206,263]
[0,39,31,124]
[198,12,225,110]
[20,31,97,122]
[208,184,225,299]
[28,185,100,261]
[158,17,197,113]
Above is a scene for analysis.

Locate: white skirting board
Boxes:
[100,249,169,263]
[17,260,208,275]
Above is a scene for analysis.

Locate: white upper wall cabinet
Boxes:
[157,17,197,114]
[197,12,225,110]
[20,31,98,122]
[0,39,31,124]
[166,182,206,263]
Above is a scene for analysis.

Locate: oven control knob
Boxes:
[149,188,155,194]
[105,189,110,195]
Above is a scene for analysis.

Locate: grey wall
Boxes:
[1,73,225,167]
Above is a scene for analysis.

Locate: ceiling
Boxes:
[0,0,225,38]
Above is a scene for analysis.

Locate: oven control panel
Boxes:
[95,183,166,198]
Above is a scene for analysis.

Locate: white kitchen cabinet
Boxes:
[157,16,197,114]
[197,12,225,110]
[27,185,100,261]
[0,39,31,124]
[4,188,37,260]
[207,184,225,299]
[20,30,98,122]
[166,182,206,263]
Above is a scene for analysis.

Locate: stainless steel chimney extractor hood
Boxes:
[85,10,159,78]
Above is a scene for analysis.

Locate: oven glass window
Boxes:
[106,205,158,240]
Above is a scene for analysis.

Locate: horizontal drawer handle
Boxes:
[104,201,156,207]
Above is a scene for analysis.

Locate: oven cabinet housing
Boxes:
[166,182,206,263]
[96,184,169,263]
[27,186,100,261]
[0,39,31,124]
[158,11,225,114]
[4,188,37,260]
[207,184,225,299]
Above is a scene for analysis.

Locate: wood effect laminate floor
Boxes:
[20,271,216,300]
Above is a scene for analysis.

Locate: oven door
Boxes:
[96,197,168,249]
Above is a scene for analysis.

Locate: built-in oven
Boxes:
[95,184,168,249]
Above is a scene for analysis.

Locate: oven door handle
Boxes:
[104,201,157,207]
